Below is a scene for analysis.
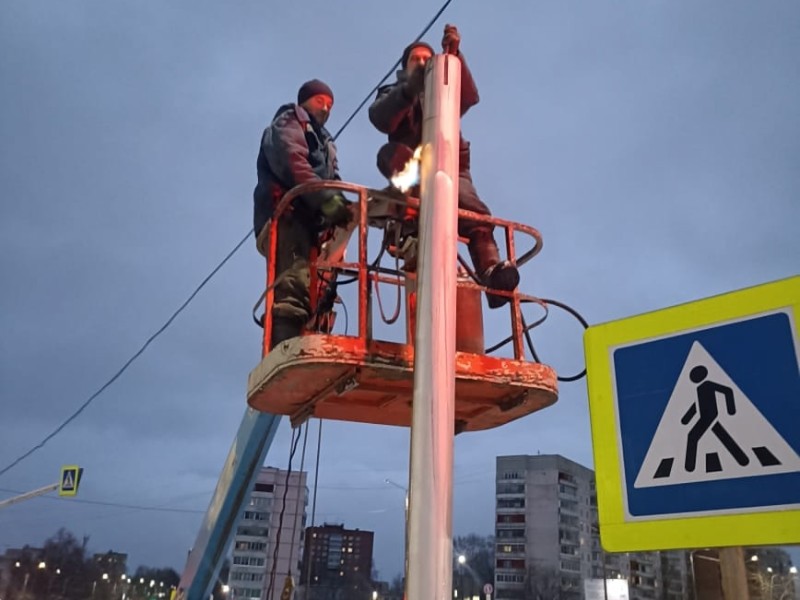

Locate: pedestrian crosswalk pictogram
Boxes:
[634,341,800,488]
[59,465,82,497]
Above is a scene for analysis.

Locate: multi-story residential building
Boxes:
[228,466,307,600]
[298,523,375,599]
[494,454,692,600]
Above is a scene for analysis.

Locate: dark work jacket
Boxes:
[368,51,480,173]
[253,103,340,237]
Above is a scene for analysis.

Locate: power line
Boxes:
[331,0,455,141]
[0,231,252,479]
[0,487,204,514]
[0,0,457,479]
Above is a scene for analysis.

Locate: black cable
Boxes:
[331,0,456,141]
[266,425,304,600]
[484,300,549,355]
[304,419,324,598]
[336,298,350,336]
[540,298,589,382]
[484,297,590,382]
[0,230,253,479]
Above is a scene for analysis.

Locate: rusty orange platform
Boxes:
[247,335,558,432]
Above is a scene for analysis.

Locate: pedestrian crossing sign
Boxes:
[59,465,82,497]
[584,276,800,551]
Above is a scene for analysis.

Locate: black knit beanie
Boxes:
[297,79,334,105]
[401,42,435,69]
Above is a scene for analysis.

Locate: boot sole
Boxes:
[486,265,521,309]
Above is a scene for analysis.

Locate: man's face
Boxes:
[301,93,334,126]
[405,46,433,76]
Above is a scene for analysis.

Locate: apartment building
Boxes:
[494,454,691,600]
[299,523,375,599]
[228,466,307,600]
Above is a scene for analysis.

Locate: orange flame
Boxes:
[390,146,423,192]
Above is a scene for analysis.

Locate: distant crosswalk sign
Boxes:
[584,276,800,551]
[59,465,83,497]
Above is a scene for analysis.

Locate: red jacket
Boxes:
[368,52,480,173]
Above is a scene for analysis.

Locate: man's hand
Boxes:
[442,24,460,55]
[320,193,352,228]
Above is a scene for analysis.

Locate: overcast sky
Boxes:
[1,0,798,583]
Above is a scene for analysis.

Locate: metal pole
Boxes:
[719,547,750,600]
[0,482,59,510]
[406,53,461,600]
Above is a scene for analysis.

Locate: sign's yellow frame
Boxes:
[584,276,799,551]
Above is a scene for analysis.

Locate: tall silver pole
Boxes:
[406,53,461,600]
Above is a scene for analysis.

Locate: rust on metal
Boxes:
[247,335,557,432]
[251,179,557,431]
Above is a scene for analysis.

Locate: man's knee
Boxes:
[273,263,312,322]
[458,175,490,216]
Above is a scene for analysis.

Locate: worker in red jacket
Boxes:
[369,25,519,308]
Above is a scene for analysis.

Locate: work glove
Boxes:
[320,193,352,228]
[442,24,460,55]
[404,66,425,98]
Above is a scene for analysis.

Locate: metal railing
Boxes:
[259,180,544,361]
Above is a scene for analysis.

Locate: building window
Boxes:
[496,529,525,539]
[236,526,268,537]
[497,498,525,509]
[497,514,525,524]
[558,483,577,496]
[242,510,269,521]
[558,471,577,484]
[248,496,273,508]
[497,544,525,554]
[253,483,274,493]
[234,541,267,552]
[496,482,525,494]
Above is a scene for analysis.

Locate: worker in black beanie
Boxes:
[369,25,519,309]
[253,78,352,347]
[297,79,334,106]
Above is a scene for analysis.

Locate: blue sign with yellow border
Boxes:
[584,276,799,551]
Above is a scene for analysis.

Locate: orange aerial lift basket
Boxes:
[247,181,558,433]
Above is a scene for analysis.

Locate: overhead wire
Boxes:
[265,425,304,600]
[331,0,455,142]
[0,487,205,514]
[0,231,252,479]
[0,0,458,478]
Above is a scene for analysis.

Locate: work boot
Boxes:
[468,229,520,309]
[270,316,304,350]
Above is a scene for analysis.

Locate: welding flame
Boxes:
[390,146,423,192]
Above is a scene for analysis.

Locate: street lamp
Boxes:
[790,567,798,574]
[385,478,410,578]
[456,554,467,599]
[751,555,759,562]
[38,562,47,570]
